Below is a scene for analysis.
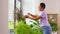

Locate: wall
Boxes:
[58,0,60,34]
[0,0,9,34]
[40,0,59,14]
[8,0,14,21]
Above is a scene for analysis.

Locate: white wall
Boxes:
[22,0,40,25]
[40,0,59,14]
[8,0,14,21]
[22,0,60,15]
[22,0,36,15]
[0,0,9,34]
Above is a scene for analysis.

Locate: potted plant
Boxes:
[14,17,43,34]
[49,18,57,33]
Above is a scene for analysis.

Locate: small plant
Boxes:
[14,18,43,34]
[14,22,33,34]
[30,20,43,34]
[49,18,57,32]
[8,21,14,29]
[14,21,43,34]
[15,7,43,34]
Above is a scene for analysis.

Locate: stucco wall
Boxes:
[58,0,60,34]
[40,0,59,14]
[0,0,9,34]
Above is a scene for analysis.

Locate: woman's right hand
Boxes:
[24,15,29,18]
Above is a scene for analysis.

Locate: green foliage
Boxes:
[15,5,43,34]
[18,16,26,24]
[14,21,42,34]
[15,23,33,34]
[14,19,43,34]
[15,10,43,34]
[30,20,43,34]
[49,18,57,31]
[8,21,14,29]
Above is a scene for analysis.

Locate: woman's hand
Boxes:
[28,13,32,15]
[27,13,41,20]
[24,15,29,18]
[28,13,36,17]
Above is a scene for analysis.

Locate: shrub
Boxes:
[14,20,43,34]
[49,18,57,31]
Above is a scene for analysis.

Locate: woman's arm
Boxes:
[28,15,42,20]
[28,13,36,17]
[24,13,42,20]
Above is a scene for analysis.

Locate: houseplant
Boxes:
[14,16,43,34]
[49,18,57,32]
[14,20,43,34]
[30,20,43,34]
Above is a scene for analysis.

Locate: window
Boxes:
[8,0,21,34]
[8,0,14,34]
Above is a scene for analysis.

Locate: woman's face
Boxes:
[38,6,44,11]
